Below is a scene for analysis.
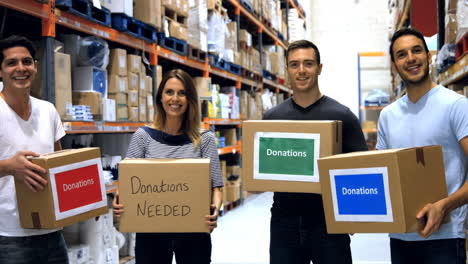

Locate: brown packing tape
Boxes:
[335,121,339,143]
[416,148,425,166]
[32,212,41,229]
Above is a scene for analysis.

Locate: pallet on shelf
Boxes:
[111,14,157,43]
[241,67,262,82]
[158,33,188,55]
[208,53,229,71]
[262,69,276,81]
[56,0,111,27]
[187,45,207,63]
[226,62,241,75]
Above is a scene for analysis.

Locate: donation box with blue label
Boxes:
[317,145,447,234]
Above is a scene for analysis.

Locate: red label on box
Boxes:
[54,164,103,212]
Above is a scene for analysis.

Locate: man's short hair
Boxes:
[0,35,36,65]
[389,28,429,62]
[286,40,321,65]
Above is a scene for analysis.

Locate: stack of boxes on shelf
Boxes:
[188,0,209,52]
[31,34,156,123]
[162,0,190,41]
[240,90,263,120]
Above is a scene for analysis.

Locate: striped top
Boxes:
[126,126,223,188]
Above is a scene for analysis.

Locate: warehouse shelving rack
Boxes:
[0,0,294,128]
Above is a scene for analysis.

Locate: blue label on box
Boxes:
[334,173,387,215]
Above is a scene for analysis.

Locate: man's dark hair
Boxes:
[389,28,429,62]
[0,35,36,64]
[286,40,321,65]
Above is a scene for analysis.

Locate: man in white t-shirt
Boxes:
[377,28,468,264]
[0,35,68,263]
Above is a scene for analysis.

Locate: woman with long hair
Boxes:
[113,69,223,263]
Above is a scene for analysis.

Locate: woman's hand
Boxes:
[205,204,219,233]
[113,191,125,222]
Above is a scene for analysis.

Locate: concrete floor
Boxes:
[211,192,391,264]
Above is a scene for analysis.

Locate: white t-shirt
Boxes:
[0,96,65,237]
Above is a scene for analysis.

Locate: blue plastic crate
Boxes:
[157,33,188,56]
[112,14,157,43]
[56,0,111,27]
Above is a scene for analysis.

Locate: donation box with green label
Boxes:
[242,120,342,193]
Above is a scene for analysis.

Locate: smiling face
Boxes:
[0,46,37,92]
[160,77,188,120]
[391,35,431,85]
[287,48,322,94]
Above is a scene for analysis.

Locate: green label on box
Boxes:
[259,137,316,176]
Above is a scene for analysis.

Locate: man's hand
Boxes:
[416,200,447,238]
[205,204,219,233]
[7,151,47,192]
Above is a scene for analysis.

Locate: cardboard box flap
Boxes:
[319,146,441,160]
[30,148,101,169]
[120,158,210,165]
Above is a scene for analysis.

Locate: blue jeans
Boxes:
[270,214,352,264]
[135,233,211,264]
[0,231,69,264]
[390,238,466,264]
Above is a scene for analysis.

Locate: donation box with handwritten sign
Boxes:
[318,145,448,234]
[242,120,342,193]
[118,159,211,233]
[15,148,108,229]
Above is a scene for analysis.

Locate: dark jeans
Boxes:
[391,238,466,264]
[135,233,212,264]
[0,231,69,264]
[270,214,352,264]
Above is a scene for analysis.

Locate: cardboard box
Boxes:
[118,159,211,233]
[127,55,142,73]
[108,92,127,106]
[128,90,139,107]
[134,0,162,30]
[128,106,139,121]
[15,148,108,229]
[72,91,103,117]
[54,52,73,119]
[116,104,129,120]
[317,145,448,234]
[220,128,237,146]
[193,77,211,100]
[108,74,128,93]
[139,96,147,121]
[146,95,154,107]
[168,20,188,41]
[147,105,154,122]
[108,48,127,76]
[138,73,146,95]
[242,120,342,193]
[128,72,139,91]
[145,75,153,95]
